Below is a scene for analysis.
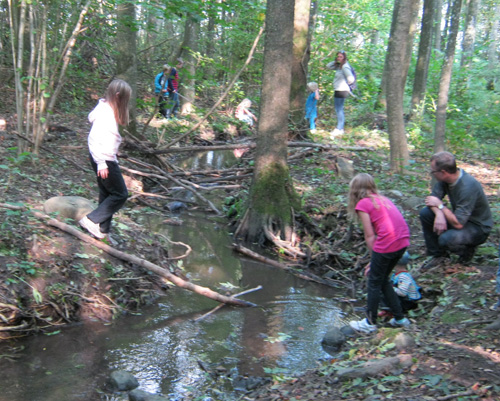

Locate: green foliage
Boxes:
[6,261,38,276]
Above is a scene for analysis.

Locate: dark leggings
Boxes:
[87,156,128,234]
[366,248,406,324]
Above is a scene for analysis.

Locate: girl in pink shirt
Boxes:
[347,173,411,333]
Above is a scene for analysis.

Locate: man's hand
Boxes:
[433,213,447,235]
[425,195,443,208]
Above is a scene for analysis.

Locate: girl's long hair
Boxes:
[347,173,379,218]
[105,79,131,126]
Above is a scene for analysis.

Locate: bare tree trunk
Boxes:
[401,0,421,92]
[180,16,199,115]
[236,0,299,244]
[386,0,412,171]
[289,0,312,126]
[35,1,91,153]
[433,0,443,51]
[116,0,138,136]
[460,0,479,68]
[486,2,500,90]
[410,0,435,117]
[8,0,28,153]
[434,0,463,152]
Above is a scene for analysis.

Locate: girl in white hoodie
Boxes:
[79,79,131,240]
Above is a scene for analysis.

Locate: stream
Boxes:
[0,151,353,400]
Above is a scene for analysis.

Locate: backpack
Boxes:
[344,64,357,92]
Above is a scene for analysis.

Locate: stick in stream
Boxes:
[232,243,338,288]
[194,285,263,322]
[0,203,255,307]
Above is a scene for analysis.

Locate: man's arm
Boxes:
[425,195,464,230]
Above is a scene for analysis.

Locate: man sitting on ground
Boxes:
[419,151,492,268]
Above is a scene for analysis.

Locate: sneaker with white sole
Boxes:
[79,216,105,239]
[388,317,411,328]
[349,318,377,333]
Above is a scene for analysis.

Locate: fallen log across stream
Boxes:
[0,202,256,308]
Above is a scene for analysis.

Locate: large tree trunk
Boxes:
[376,0,415,112]
[386,0,412,171]
[116,0,138,136]
[434,0,463,152]
[401,0,421,91]
[236,0,299,245]
[180,16,199,115]
[460,0,479,68]
[486,2,500,90]
[410,0,435,117]
[289,0,312,127]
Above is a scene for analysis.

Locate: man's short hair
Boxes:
[431,151,457,174]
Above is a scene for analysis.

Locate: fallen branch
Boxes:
[232,243,338,288]
[194,285,263,322]
[0,203,255,307]
[120,165,221,214]
[150,141,373,155]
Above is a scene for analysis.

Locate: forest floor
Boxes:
[1,103,500,400]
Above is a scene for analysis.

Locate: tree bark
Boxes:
[180,15,199,115]
[434,0,463,152]
[460,0,479,68]
[410,0,435,117]
[385,0,412,171]
[116,0,138,136]
[289,0,312,127]
[486,2,500,90]
[401,0,422,91]
[433,0,443,50]
[236,0,299,244]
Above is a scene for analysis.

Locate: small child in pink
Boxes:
[347,173,411,333]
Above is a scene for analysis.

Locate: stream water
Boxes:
[0,151,353,400]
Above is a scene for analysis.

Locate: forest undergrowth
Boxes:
[1,101,500,400]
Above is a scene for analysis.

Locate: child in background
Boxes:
[154,64,173,118]
[348,173,411,333]
[305,82,320,133]
[79,79,131,241]
[235,98,257,127]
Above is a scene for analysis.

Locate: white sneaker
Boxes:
[330,128,344,139]
[388,317,411,328]
[349,318,377,333]
[79,216,105,239]
[310,129,317,134]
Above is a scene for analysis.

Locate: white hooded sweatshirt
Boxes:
[88,99,122,171]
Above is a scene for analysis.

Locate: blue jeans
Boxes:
[419,207,489,257]
[334,97,345,130]
[87,156,128,234]
[366,248,406,324]
[169,92,180,116]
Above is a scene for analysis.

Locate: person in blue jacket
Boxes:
[154,64,173,118]
[305,82,320,134]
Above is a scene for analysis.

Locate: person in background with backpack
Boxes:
[166,58,184,119]
[326,50,355,138]
[154,64,173,119]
